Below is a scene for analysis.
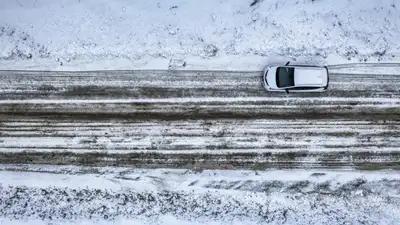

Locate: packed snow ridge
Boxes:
[0,0,399,70]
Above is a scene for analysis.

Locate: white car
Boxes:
[263,62,329,93]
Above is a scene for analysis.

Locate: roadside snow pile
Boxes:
[0,165,399,225]
[0,26,50,61]
[0,0,399,70]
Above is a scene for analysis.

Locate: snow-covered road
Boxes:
[1,116,400,169]
[0,64,399,119]
[0,64,399,169]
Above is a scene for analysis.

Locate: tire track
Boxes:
[0,65,399,169]
[0,116,399,169]
[0,69,399,100]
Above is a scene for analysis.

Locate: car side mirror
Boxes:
[285,89,289,94]
[285,61,290,66]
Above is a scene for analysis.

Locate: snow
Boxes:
[1,165,399,189]
[0,165,400,224]
[0,0,399,71]
[0,217,261,225]
[329,63,400,75]
[0,97,399,104]
[0,1,399,224]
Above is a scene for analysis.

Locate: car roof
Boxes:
[276,67,294,88]
[294,67,325,86]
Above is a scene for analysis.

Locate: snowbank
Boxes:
[0,165,400,224]
[0,0,399,70]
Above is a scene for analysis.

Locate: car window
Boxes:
[290,86,318,90]
[276,67,294,88]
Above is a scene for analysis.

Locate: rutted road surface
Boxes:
[0,64,399,169]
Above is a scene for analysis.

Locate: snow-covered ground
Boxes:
[0,0,399,70]
[1,2,399,225]
[0,165,400,225]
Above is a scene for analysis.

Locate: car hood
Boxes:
[266,67,278,89]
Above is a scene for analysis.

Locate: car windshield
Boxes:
[276,67,295,88]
